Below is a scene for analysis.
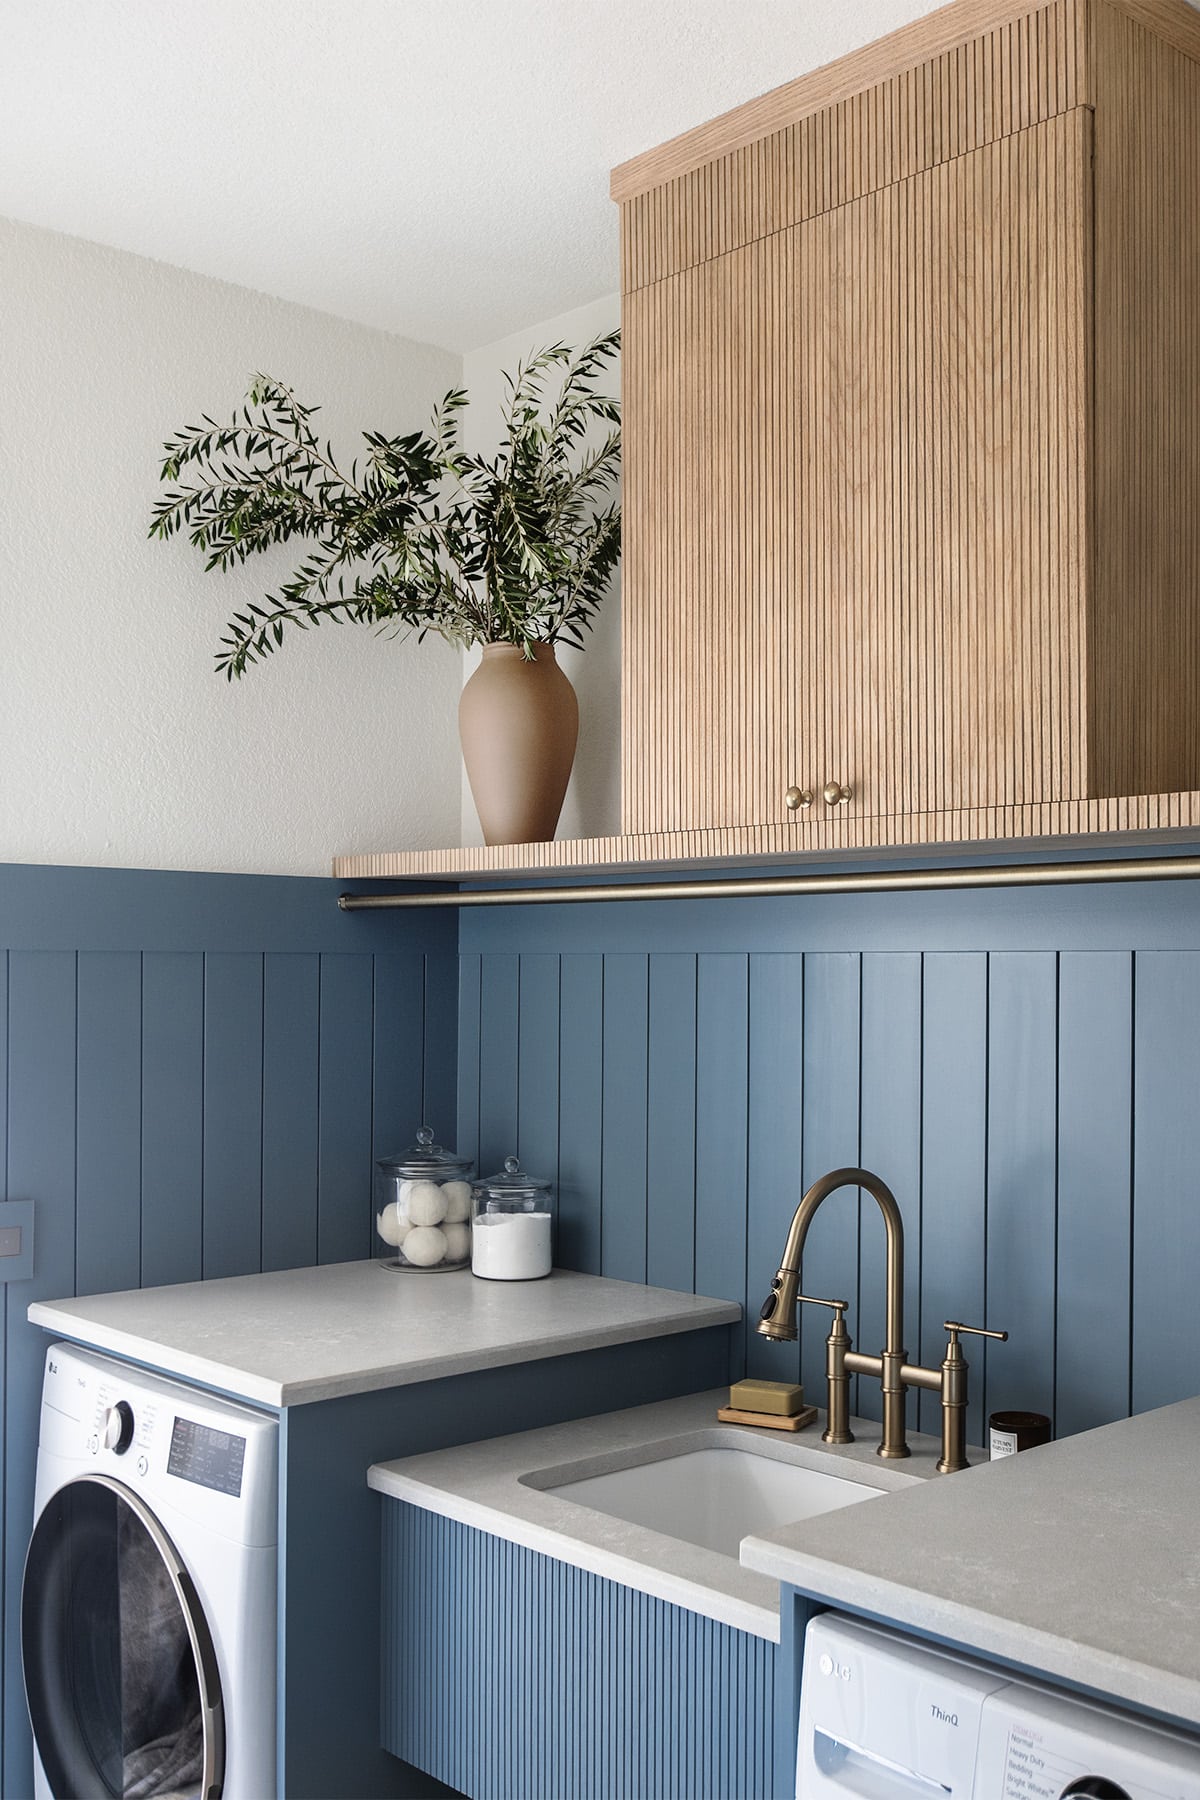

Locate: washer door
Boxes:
[22,1475,224,1800]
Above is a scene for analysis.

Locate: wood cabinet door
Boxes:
[621,109,1092,837]
[790,188,900,824]
[621,233,799,837]
[791,108,1092,823]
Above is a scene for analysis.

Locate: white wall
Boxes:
[0,216,464,875]
[460,292,622,846]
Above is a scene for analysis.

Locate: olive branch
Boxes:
[149,332,621,678]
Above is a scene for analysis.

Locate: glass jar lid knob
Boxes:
[504,1156,519,1174]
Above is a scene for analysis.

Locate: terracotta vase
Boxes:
[459,643,580,845]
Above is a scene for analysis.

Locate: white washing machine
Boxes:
[799,1612,1200,1798]
[22,1343,278,1800]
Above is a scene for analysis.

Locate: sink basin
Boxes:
[534,1440,885,1561]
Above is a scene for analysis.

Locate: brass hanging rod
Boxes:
[338,853,1200,909]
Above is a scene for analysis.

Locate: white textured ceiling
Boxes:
[2,0,958,352]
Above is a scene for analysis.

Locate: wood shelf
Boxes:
[334,790,1200,882]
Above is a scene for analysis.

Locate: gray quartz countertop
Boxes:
[28,1262,740,1408]
[741,1396,1200,1729]
[369,1388,937,1640]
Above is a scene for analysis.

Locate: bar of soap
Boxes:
[728,1378,806,1417]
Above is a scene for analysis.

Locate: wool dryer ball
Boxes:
[406,1181,448,1226]
[375,1205,410,1247]
[441,1180,472,1223]
[442,1221,471,1262]
[403,1225,448,1267]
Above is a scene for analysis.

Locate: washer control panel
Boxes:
[39,1343,278,1544]
[67,1365,246,1495]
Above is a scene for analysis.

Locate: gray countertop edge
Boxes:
[367,1388,937,1644]
[26,1285,742,1408]
[738,1539,1200,1726]
[368,1463,783,1641]
[740,1399,1200,1731]
[26,1307,292,1408]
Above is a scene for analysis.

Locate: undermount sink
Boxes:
[528,1437,886,1561]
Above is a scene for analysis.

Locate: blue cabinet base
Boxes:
[382,1503,779,1800]
[281,1327,736,1799]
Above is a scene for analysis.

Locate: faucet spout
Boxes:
[757,1166,910,1459]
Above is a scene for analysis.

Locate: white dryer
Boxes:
[798,1612,1200,1798]
[22,1343,278,1800]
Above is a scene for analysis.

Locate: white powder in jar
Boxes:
[471,1211,552,1281]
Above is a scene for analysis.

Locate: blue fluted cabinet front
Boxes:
[381,1501,779,1800]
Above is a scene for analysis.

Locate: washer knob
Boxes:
[102,1400,135,1455]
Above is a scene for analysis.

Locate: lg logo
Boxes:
[818,1654,852,1681]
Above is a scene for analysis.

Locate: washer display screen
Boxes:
[167,1418,246,1497]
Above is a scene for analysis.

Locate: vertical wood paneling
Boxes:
[262,954,320,1273]
[75,954,142,1296]
[316,954,374,1266]
[370,953,424,1162]
[478,955,519,1174]
[600,956,649,1284]
[202,953,264,1280]
[558,955,604,1274]
[1131,953,1200,1414]
[141,953,204,1288]
[986,954,1059,1423]
[798,956,861,1395]
[4,953,76,1800]
[384,1501,777,1800]
[422,951,460,1143]
[1056,952,1133,1435]
[646,954,698,1295]
[921,955,989,1441]
[461,892,1198,1451]
[2,870,447,1794]
[457,953,482,1168]
[517,956,561,1216]
[744,954,804,1384]
[695,957,750,1358]
[858,955,923,1423]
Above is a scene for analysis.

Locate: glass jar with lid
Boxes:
[375,1126,474,1271]
[471,1156,553,1282]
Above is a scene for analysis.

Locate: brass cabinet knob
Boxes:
[822,782,853,807]
[785,786,814,812]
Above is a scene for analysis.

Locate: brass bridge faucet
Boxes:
[756,1167,1006,1473]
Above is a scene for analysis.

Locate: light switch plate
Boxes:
[0,1202,35,1281]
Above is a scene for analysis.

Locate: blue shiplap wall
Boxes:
[0,862,456,1800]
[457,870,1200,1453]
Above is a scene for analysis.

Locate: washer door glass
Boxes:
[22,1476,223,1800]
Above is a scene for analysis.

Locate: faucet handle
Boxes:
[943,1321,1008,1346]
[797,1293,850,1317]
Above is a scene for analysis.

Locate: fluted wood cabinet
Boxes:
[617,0,1200,843]
[333,0,1200,882]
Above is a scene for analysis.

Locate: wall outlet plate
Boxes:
[0,1202,35,1281]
